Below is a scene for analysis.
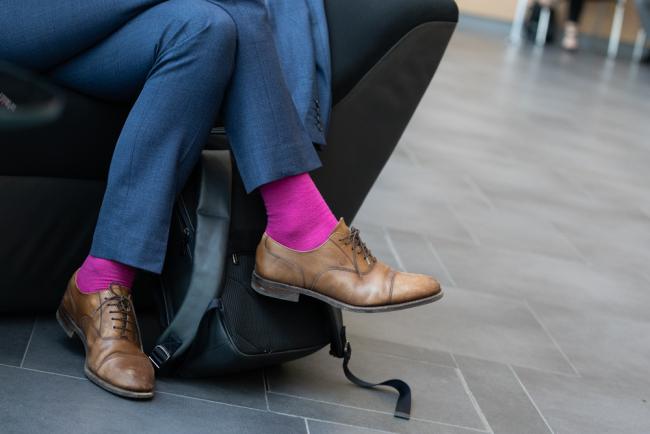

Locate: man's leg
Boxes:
[568,0,585,23]
[49,0,237,275]
[210,1,338,249]
[50,0,237,399]
[1,0,235,277]
[563,0,585,50]
[204,2,442,312]
[210,0,323,193]
[0,0,166,70]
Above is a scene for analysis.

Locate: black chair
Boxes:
[0,0,458,312]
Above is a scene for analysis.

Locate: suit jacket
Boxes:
[265,0,331,145]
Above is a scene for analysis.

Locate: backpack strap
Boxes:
[149,150,232,371]
[342,342,412,420]
[327,307,412,419]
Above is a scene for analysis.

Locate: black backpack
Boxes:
[149,148,411,419]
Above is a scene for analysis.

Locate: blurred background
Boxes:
[346,1,650,433]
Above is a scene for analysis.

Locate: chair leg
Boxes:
[510,0,531,44]
[607,0,626,59]
[535,6,552,46]
[633,29,647,61]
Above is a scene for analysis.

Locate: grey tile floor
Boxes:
[3,22,650,434]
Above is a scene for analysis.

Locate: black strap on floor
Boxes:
[342,342,412,419]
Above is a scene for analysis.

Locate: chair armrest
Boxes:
[326,0,459,103]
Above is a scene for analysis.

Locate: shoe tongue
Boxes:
[100,284,135,340]
[332,219,375,271]
[107,283,131,298]
[332,218,349,235]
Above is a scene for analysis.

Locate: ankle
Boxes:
[562,22,579,50]
[565,21,578,35]
[265,218,338,251]
[76,255,136,294]
[260,173,338,251]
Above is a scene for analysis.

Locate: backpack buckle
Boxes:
[149,344,171,369]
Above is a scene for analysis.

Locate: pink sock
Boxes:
[259,173,339,251]
[76,255,137,294]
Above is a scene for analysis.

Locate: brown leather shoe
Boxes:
[56,272,155,399]
[251,219,443,312]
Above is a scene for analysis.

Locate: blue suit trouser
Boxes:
[0,0,323,273]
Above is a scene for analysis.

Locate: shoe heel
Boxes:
[56,306,75,339]
[251,272,300,302]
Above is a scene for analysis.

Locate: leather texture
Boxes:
[58,272,155,396]
[254,219,441,308]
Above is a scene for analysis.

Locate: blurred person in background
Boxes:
[636,0,650,62]
[561,0,585,50]
[538,0,585,50]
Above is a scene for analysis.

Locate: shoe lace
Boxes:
[338,227,377,271]
[97,290,135,336]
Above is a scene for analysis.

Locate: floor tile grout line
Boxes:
[347,344,457,370]
[443,194,592,264]
[305,418,397,434]
[350,279,579,379]
[0,363,86,381]
[2,357,566,433]
[267,390,393,417]
[19,316,37,368]
[419,284,580,379]
[382,220,461,289]
[375,302,582,379]
[462,175,496,212]
[437,292,582,378]
[524,301,582,377]
[304,418,310,434]
[156,390,288,416]
[266,390,491,433]
[450,353,495,434]
[508,364,556,434]
[504,362,580,380]
[430,231,590,268]
[436,347,582,379]
[263,369,271,411]
[383,227,406,271]
[549,221,591,265]
[426,237,458,286]
[1,362,300,420]
[449,350,460,369]
[353,331,579,380]
[446,201,482,246]
[401,143,423,169]
[269,407,398,433]
[7,352,551,431]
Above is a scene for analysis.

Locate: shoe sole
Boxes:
[55,305,154,400]
[251,271,444,313]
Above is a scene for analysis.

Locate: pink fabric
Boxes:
[76,255,136,294]
[259,172,338,251]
